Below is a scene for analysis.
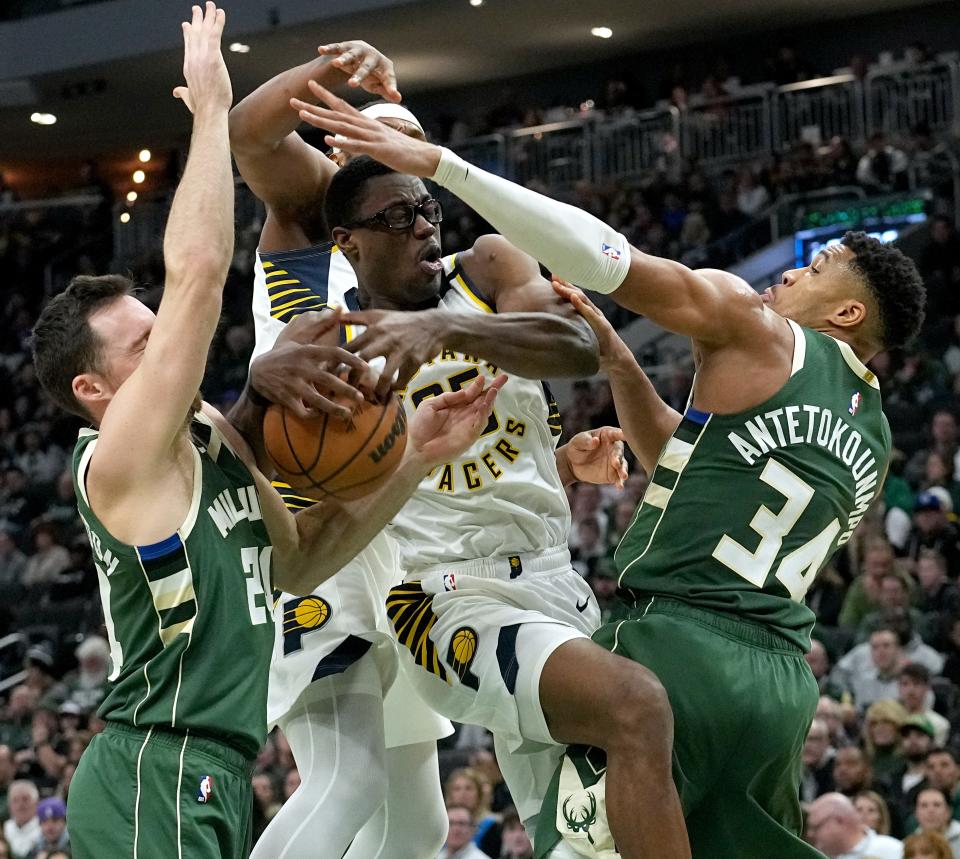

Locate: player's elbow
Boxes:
[556,316,600,377]
[227,103,262,154]
[165,247,232,291]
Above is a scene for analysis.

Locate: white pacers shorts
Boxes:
[387,546,600,819]
[268,533,452,747]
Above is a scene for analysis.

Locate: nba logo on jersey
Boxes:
[197,775,213,804]
[601,243,621,260]
[443,573,457,592]
[848,392,862,416]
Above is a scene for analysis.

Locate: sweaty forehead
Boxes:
[359,174,428,212]
[819,243,858,271]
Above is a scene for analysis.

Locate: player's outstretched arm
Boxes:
[208,377,505,595]
[554,281,682,475]
[91,3,234,491]
[229,40,399,248]
[292,85,790,351]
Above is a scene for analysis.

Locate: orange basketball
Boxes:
[263,393,408,501]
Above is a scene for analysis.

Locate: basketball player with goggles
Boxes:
[228,41,630,857]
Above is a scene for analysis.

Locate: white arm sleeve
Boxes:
[432,148,631,295]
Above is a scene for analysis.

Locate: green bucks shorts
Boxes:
[68,722,254,859]
[536,597,823,859]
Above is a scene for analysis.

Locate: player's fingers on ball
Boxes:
[301,386,349,420]
[316,372,362,403]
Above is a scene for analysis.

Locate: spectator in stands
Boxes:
[833,747,877,798]
[908,412,959,489]
[3,781,38,859]
[21,646,63,710]
[0,746,12,821]
[0,530,25,594]
[857,132,910,192]
[735,168,770,217]
[444,767,499,855]
[24,798,67,859]
[890,717,936,824]
[21,526,70,592]
[924,750,960,820]
[824,137,859,186]
[914,788,960,856]
[833,626,905,709]
[903,830,954,859]
[806,640,846,699]
[916,552,960,646]
[817,695,854,749]
[570,515,605,578]
[858,574,925,643]
[898,664,950,747]
[941,616,960,688]
[499,806,532,859]
[282,768,300,803]
[904,491,960,578]
[0,688,36,751]
[865,700,909,785]
[856,790,894,836]
[801,718,836,802]
[921,217,960,320]
[60,636,108,714]
[807,566,846,628]
[468,749,511,814]
[36,473,78,540]
[439,804,488,859]
[0,467,41,538]
[251,772,281,845]
[807,792,903,858]
[920,454,960,516]
[840,541,897,629]
[13,430,62,489]
[588,559,621,623]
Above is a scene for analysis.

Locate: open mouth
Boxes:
[418,245,443,275]
[762,286,775,304]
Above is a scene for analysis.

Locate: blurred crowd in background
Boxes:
[1,29,960,859]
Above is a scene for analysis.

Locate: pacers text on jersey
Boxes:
[725,404,881,546]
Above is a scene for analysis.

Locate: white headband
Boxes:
[331,102,424,153]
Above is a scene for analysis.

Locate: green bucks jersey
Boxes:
[616,321,890,649]
[73,413,275,758]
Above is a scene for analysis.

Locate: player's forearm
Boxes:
[230,56,347,152]
[603,352,681,475]
[225,384,272,475]
[432,148,630,297]
[163,107,234,287]
[281,450,429,594]
[441,311,599,378]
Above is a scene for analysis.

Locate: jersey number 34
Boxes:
[712,459,840,602]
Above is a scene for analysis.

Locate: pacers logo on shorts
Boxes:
[446,627,481,691]
[282,596,331,656]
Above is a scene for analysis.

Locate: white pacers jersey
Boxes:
[389,254,571,573]
[252,242,400,728]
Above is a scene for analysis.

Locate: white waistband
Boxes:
[405,545,572,581]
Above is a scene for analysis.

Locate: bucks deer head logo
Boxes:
[562,790,598,845]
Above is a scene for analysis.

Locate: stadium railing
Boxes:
[445,58,960,186]
[773,74,865,153]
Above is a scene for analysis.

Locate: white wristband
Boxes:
[431,148,630,295]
